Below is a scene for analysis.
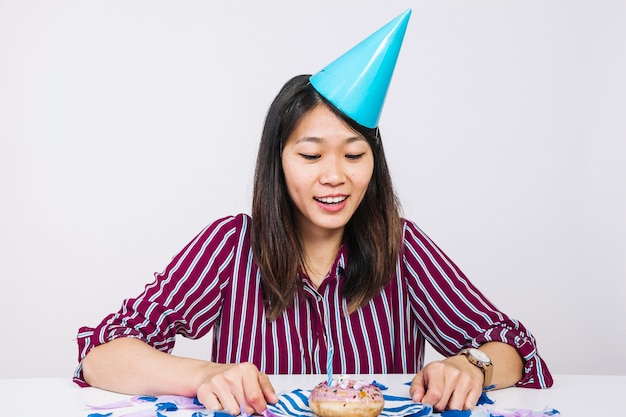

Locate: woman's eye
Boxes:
[299,153,320,161]
[346,153,365,160]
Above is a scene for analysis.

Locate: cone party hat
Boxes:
[310,9,411,128]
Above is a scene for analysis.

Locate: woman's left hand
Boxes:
[409,355,484,412]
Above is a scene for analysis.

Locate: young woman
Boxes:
[76,75,552,414]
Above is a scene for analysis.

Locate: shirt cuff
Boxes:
[471,322,553,389]
[73,323,147,387]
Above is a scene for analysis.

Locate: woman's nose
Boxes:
[319,157,345,186]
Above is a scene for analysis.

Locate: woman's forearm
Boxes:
[479,341,524,389]
[81,337,212,397]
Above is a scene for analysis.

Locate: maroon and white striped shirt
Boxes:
[75,214,552,388]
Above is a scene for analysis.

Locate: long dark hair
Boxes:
[252,74,402,320]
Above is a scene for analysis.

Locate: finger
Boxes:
[205,363,252,415]
[196,390,222,412]
[258,372,278,404]
[439,374,482,411]
[446,386,467,411]
[214,391,241,417]
[207,378,242,417]
[409,372,426,402]
[421,375,451,412]
[463,385,483,411]
[240,373,269,415]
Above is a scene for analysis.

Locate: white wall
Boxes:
[1,0,624,378]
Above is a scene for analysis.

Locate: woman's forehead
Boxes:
[287,104,364,145]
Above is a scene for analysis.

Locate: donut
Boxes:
[309,376,385,417]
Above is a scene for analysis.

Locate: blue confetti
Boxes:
[155,401,178,411]
[136,395,158,402]
[87,413,113,417]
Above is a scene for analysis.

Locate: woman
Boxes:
[76,11,552,415]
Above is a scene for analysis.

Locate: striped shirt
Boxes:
[74,214,552,388]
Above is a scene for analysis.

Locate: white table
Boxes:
[0,374,623,417]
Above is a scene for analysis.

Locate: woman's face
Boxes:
[281,103,374,239]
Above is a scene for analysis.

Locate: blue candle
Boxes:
[327,346,333,386]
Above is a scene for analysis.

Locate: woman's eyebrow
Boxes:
[345,136,366,144]
[295,136,323,144]
[295,135,365,145]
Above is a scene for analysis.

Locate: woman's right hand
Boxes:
[195,362,278,415]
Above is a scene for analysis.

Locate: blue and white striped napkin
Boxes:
[267,389,433,417]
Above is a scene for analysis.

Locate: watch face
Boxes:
[469,348,490,363]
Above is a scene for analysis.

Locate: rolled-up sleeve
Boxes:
[402,220,553,388]
[74,215,243,386]
[470,319,552,388]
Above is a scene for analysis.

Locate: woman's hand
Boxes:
[195,362,278,416]
[409,355,484,412]
[83,339,278,416]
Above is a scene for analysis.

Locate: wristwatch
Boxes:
[459,348,493,388]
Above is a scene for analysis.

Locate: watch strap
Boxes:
[459,348,494,388]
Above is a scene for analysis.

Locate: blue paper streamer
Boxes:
[267,388,432,417]
[441,410,471,417]
[213,412,235,417]
[372,380,389,390]
[405,408,432,417]
[477,390,494,405]
[84,387,559,417]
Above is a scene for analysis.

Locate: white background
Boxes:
[1,1,624,379]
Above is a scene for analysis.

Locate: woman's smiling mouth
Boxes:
[314,196,348,204]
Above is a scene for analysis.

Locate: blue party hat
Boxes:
[310,9,411,128]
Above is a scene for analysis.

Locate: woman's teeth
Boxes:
[315,196,347,204]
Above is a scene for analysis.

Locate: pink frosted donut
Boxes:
[309,377,384,417]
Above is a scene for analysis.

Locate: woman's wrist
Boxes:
[178,359,219,396]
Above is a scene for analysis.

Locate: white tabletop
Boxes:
[0,374,623,417]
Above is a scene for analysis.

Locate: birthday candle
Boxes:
[327,346,333,386]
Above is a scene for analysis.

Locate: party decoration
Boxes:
[310,9,411,128]
[327,346,334,386]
